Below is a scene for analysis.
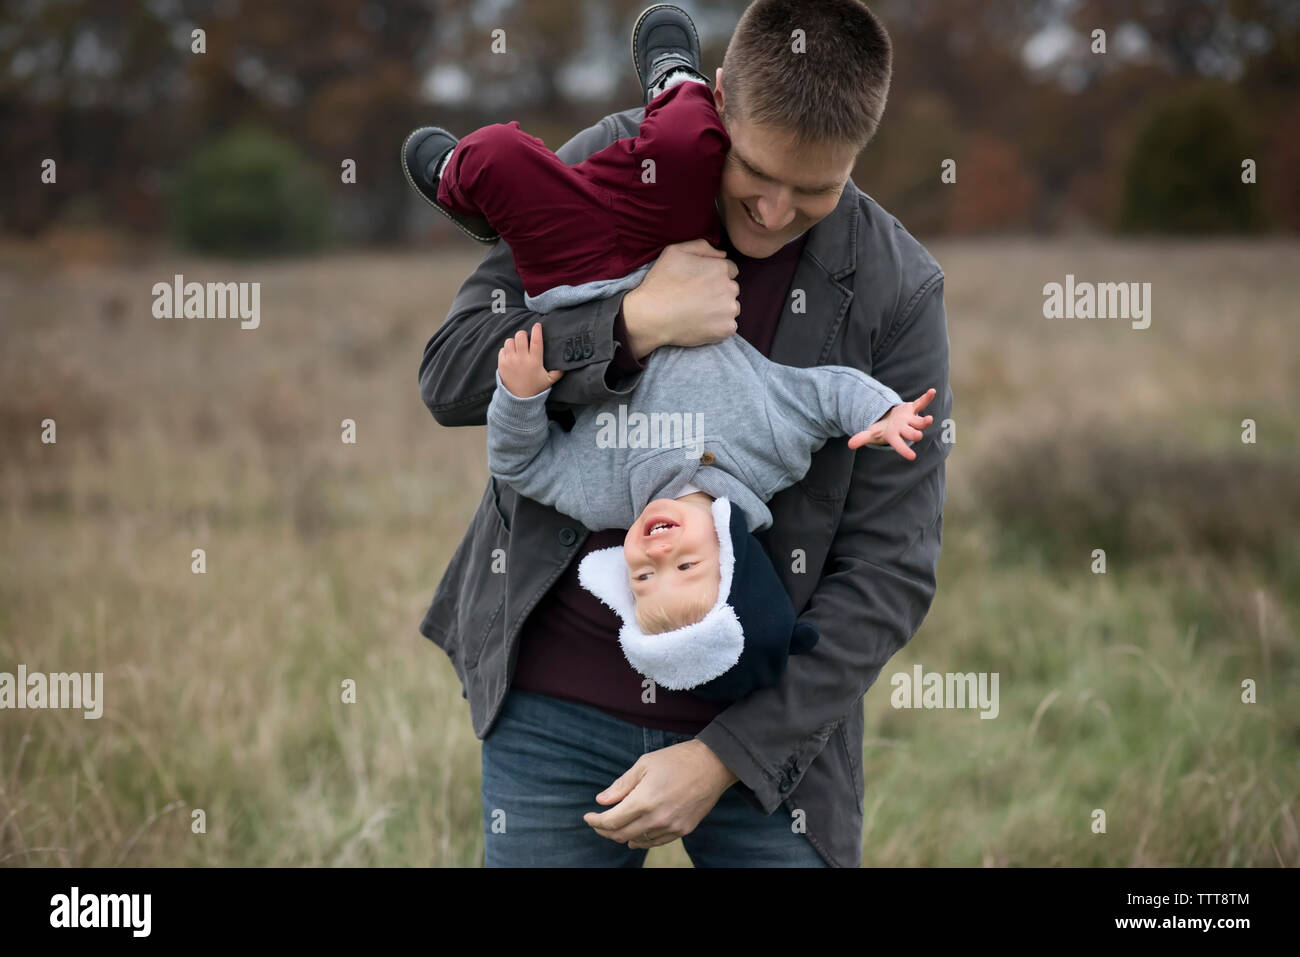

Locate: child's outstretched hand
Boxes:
[498,322,564,398]
[847,388,937,460]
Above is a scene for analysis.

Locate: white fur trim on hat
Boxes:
[577,497,743,691]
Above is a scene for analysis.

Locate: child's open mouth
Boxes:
[643,518,679,537]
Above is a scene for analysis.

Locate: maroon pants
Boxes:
[436,80,730,298]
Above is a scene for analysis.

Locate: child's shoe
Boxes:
[631,4,708,104]
[400,126,500,244]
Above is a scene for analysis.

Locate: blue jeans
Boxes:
[480,688,829,867]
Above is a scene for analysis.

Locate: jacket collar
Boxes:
[768,179,860,370]
[803,177,860,280]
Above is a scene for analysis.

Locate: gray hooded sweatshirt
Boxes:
[486,333,904,532]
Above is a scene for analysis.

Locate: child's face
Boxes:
[623,497,721,624]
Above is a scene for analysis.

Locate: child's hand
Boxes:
[498,322,564,398]
[847,388,937,460]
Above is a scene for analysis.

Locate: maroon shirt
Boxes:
[510,225,810,733]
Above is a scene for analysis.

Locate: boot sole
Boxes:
[631,3,702,103]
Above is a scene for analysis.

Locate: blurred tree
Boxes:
[1071,0,1296,81]
[946,131,1039,233]
[427,0,736,146]
[877,0,1042,127]
[857,93,961,234]
[1261,101,1300,231]
[872,0,1053,232]
[0,0,438,242]
[1118,84,1263,232]
[1240,2,1300,230]
[1,0,1297,241]
[0,0,185,233]
[178,0,436,242]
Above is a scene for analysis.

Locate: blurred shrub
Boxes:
[1118,86,1263,233]
[976,431,1299,582]
[169,127,330,256]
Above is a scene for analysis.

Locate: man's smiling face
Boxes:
[711,66,860,259]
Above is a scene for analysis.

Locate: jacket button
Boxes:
[558,527,577,546]
[582,342,594,358]
[778,774,793,794]
[563,342,574,362]
[699,451,716,466]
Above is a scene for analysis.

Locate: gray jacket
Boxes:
[417,102,952,869]
[486,334,904,533]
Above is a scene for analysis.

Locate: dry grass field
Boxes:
[0,234,1296,866]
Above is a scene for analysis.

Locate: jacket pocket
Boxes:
[793,440,855,502]
[705,435,763,493]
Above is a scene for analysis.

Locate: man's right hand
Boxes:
[621,239,740,360]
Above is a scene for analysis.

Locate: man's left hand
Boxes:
[584,739,740,849]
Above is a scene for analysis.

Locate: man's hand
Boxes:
[847,387,937,460]
[622,239,740,360]
[583,738,739,849]
[497,322,564,398]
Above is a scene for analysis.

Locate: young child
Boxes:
[404,57,936,700]
[489,323,934,701]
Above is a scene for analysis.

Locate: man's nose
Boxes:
[755,188,796,230]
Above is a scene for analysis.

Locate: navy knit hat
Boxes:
[577,497,819,700]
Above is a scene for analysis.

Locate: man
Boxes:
[413,0,952,867]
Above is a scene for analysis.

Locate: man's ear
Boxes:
[713,66,725,114]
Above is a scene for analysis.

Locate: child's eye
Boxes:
[635,564,699,579]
